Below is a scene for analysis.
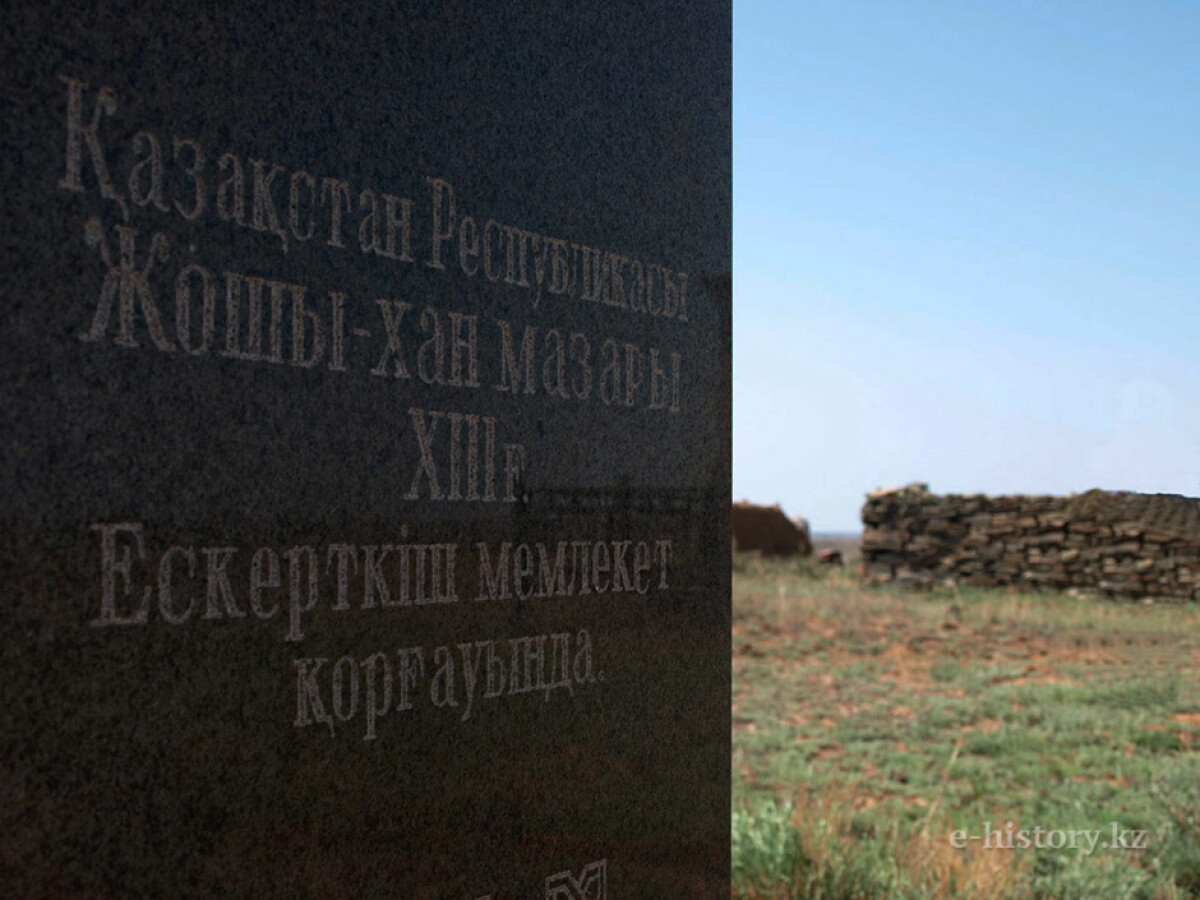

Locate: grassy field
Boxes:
[732,552,1200,899]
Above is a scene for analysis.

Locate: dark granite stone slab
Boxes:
[1,4,730,897]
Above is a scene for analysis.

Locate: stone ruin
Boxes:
[861,483,1200,601]
[732,501,813,557]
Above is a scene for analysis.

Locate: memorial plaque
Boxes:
[1,4,730,897]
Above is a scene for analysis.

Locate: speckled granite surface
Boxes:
[1,3,730,897]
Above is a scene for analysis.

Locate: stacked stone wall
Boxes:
[861,483,1200,601]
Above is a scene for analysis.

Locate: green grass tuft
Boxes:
[733,556,1200,899]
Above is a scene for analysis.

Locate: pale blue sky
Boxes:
[734,1,1200,532]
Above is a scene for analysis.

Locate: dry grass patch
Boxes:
[732,554,1200,899]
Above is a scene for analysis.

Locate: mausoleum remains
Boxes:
[861,483,1200,601]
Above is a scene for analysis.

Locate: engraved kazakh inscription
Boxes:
[60,77,693,322]
[3,4,730,893]
[64,66,693,742]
